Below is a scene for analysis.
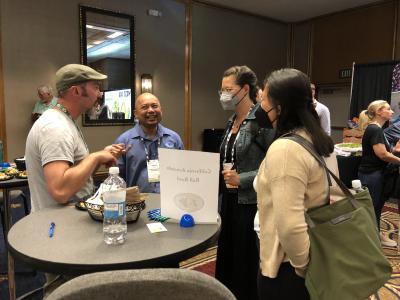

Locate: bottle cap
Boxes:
[351,179,362,189]
[180,214,195,228]
[109,167,119,175]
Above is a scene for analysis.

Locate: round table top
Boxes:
[7,193,220,275]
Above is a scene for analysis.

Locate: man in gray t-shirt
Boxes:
[26,64,127,212]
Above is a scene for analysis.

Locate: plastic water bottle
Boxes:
[102,167,127,245]
[351,179,363,194]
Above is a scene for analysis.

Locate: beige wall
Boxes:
[191,3,288,150]
[3,0,398,158]
[0,0,289,158]
[0,0,185,159]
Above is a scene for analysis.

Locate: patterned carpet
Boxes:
[180,246,217,277]
[370,202,400,300]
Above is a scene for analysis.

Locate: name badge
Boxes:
[147,159,160,182]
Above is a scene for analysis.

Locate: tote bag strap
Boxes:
[281,134,360,209]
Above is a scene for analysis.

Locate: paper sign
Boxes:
[159,148,219,223]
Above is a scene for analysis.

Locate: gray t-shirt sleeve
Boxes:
[39,122,75,167]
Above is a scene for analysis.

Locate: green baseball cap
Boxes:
[55,64,107,93]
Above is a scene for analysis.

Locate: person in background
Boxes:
[96,93,111,120]
[31,85,57,123]
[114,92,184,193]
[358,100,400,247]
[256,68,334,299]
[26,64,126,213]
[384,101,400,148]
[256,85,263,103]
[358,109,371,132]
[215,65,275,300]
[311,83,331,135]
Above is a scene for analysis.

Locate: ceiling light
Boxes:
[87,45,94,49]
[93,40,104,45]
[107,31,124,39]
[86,25,94,29]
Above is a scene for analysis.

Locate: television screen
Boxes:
[103,88,132,120]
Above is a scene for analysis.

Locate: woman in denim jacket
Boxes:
[215,65,275,300]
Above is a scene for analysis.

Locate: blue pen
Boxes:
[49,222,55,238]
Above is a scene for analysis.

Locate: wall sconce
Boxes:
[141,74,153,93]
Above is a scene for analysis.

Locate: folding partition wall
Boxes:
[349,61,398,119]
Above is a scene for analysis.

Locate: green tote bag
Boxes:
[283,135,392,300]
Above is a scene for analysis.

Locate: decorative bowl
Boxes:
[85,201,145,223]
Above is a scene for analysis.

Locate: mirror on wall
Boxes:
[79,6,135,126]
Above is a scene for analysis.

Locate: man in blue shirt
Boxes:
[115,93,184,193]
[384,114,400,149]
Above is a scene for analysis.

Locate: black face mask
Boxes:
[255,105,275,129]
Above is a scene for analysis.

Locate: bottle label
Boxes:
[104,202,125,219]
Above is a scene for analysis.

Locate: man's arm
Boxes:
[43,150,117,203]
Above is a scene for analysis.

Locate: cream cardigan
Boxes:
[256,131,328,278]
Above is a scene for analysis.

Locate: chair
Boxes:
[0,190,30,242]
[47,268,236,300]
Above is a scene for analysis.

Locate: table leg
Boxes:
[4,189,16,300]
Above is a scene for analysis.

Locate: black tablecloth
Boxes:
[336,155,362,188]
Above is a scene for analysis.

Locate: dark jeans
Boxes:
[358,170,384,230]
[258,263,310,300]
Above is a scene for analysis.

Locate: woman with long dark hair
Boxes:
[255,68,334,299]
[215,65,275,300]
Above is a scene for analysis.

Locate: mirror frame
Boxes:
[79,5,136,126]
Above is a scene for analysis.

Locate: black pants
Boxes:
[258,263,310,300]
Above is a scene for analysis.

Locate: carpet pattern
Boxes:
[369,202,400,300]
[180,246,217,277]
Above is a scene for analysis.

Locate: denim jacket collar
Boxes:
[227,102,259,125]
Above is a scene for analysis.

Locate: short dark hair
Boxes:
[265,68,333,156]
[223,66,258,103]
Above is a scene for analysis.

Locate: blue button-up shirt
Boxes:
[115,124,184,193]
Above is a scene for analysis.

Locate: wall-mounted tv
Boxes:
[83,88,135,126]
[104,88,132,120]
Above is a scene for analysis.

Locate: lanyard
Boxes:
[140,137,161,161]
[223,130,240,166]
[223,105,255,165]
[51,101,89,151]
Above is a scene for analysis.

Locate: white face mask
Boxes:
[219,92,236,110]
[219,88,246,111]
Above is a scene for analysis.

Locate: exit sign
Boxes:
[339,68,352,79]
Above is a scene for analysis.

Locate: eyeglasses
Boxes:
[218,88,236,96]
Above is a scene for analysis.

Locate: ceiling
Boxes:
[202,0,383,22]
[86,0,383,62]
[86,24,130,62]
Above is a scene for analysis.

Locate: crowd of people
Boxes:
[26,63,397,299]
